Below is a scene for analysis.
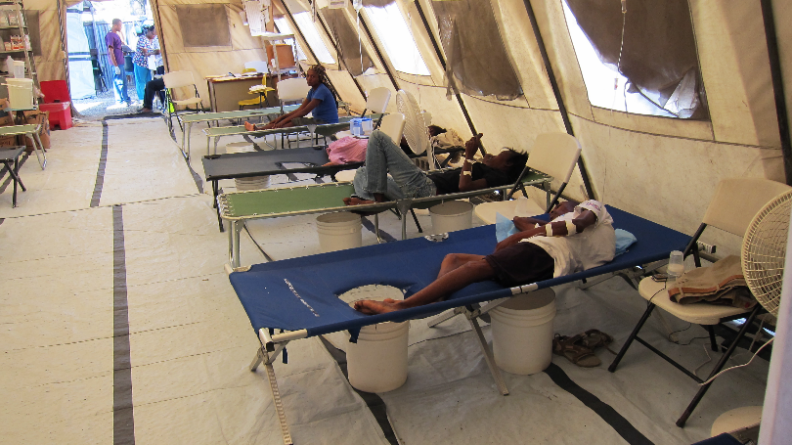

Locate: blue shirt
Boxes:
[306,83,338,123]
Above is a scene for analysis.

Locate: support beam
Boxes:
[412,0,485,155]
[760,0,792,185]
[522,0,596,200]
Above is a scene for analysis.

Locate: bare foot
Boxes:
[244,121,257,131]
[343,197,376,206]
[354,298,402,315]
[140,108,152,113]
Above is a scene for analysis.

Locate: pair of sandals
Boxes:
[553,329,614,368]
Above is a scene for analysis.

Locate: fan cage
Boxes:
[741,190,792,316]
[396,91,431,162]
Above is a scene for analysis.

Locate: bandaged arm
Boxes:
[542,209,597,237]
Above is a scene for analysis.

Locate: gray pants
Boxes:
[352,130,436,201]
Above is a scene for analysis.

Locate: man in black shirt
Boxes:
[344,130,527,206]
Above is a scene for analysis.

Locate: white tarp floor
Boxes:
[0,115,769,444]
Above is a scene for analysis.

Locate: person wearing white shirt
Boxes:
[354,200,615,315]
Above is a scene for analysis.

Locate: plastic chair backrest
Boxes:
[163,70,196,89]
[245,60,269,73]
[278,77,311,102]
[40,80,71,103]
[703,178,792,236]
[526,133,581,183]
[379,113,405,143]
[366,87,391,114]
[241,68,256,74]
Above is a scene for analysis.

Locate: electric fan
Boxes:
[396,90,433,167]
[742,190,792,316]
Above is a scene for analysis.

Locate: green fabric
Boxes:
[0,124,37,135]
[204,119,353,137]
[224,183,356,217]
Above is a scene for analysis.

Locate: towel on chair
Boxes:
[668,255,756,309]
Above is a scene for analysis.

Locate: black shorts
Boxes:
[485,242,554,287]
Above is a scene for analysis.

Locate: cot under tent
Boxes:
[230,206,690,445]
[218,167,551,269]
[178,105,300,160]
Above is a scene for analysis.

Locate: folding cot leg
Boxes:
[213,181,224,233]
[374,214,382,244]
[608,303,656,372]
[182,122,192,160]
[229,220,243,269]
[468,316,509,395]
[250,345,294,445]
[427,307,464,328]
[410,209,423,233]
[676,305,761,427]
[397,199,413,240]
[214,136,220,156]
[28,134,46,170]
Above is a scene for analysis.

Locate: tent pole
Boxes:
[522,0,596,200]
[356,11,400,92]
[412,0,485,155]
[312,9,367,102]
[149,0,168,73]
[761,0,792,186]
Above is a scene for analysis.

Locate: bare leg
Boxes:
[354,257,495,315]
[438,253,486,278]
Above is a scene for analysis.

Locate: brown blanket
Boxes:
[668,255,756,309]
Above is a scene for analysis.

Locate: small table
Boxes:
[0,145,26,207]
[0,124,46,169]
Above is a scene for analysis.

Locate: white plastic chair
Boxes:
[162,70,203,138]
[244,60,269,74]
[379,113,405,144]
[365,88,391,116]
[474,132,582,224]
[610,177,792,427]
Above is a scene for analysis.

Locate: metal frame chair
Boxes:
[608,178,792,427]
[474,132,582,223]
[162,70,203,139]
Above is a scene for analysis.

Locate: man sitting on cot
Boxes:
[343,132,527,206]
[244,65,339,131]
[354,200,615,315]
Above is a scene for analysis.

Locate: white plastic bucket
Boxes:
[345,285,409,393]
[7,77,32,109]
[429,201,473,234]
[226,143,271,191]
[12,61,24,78]
[316,212,362,253]
[490,288,556,375]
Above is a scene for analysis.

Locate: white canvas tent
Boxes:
[6,0,792,443]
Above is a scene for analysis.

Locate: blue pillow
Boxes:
[496,213,519,242]
[615,229,637,256]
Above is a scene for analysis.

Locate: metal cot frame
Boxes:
[219,171,552,270]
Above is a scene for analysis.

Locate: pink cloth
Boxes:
[327,136,368,164]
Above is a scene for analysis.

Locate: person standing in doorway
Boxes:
[106,18,131,106]
[133,25,158,102]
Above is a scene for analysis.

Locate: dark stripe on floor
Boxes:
[91,119,110,207]
[112,205,136,445]
[319,337,400,445]
[0,218,4,226]
[361,216,397,243]
[543,363,653,445]
[0,152,28,195]
[180,154,204,194]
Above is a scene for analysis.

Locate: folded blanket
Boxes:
[668,255,756,309]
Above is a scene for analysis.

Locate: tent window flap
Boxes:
[175,5,232,48]
[320,8,374,77]
[563,0,709,119]
[431,0,522,101]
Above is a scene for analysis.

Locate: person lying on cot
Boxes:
[342,132,528,206]
[243,64,339,131]
[354,200,615,315]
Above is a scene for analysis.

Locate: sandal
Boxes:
[553,334,601,368]
[580,329,614,351]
